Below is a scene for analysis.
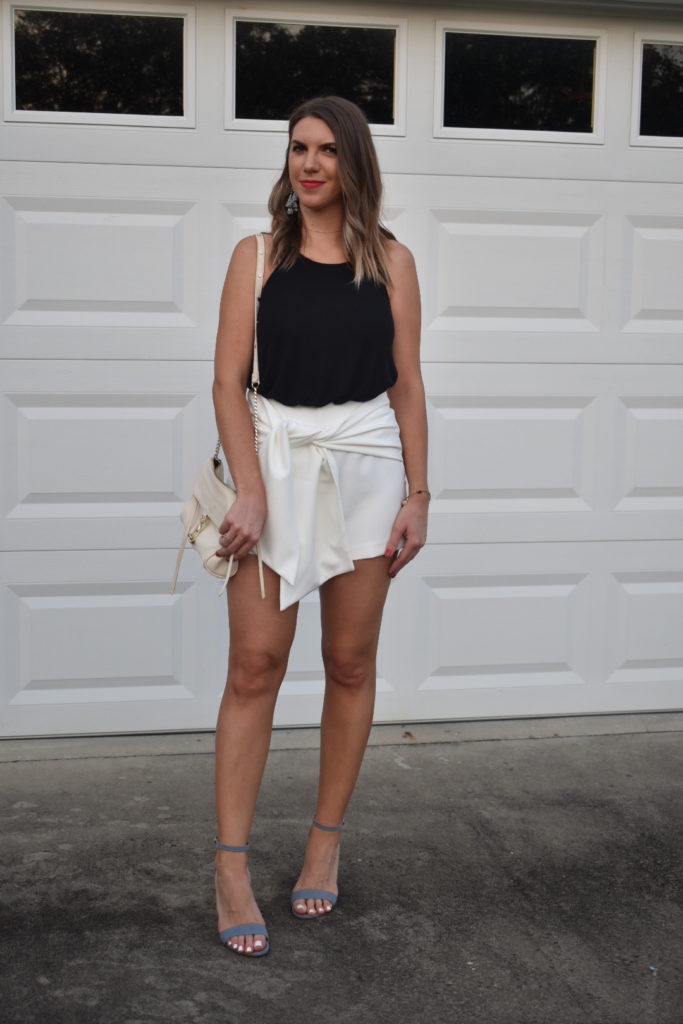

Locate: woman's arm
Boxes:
[212,236,267,561]
[385,242,429,578]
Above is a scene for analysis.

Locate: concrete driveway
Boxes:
[1,714,682,1024]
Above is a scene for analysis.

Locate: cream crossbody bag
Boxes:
[170,234,266,598]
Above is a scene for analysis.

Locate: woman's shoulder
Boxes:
[230,232,275,280]
[385,239,417,282]
[232,231,272,258]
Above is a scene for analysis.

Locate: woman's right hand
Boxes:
[216,493,266,561]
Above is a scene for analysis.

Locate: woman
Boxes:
[212,96,428,957]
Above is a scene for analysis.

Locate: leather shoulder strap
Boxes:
[252,233,265,388]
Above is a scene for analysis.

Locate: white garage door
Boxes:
[2,0,683,736]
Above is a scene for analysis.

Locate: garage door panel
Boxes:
[222,202,271,257]
[404,558,593,699]
[426,509,683,546]
[424,363,683,539]
[606,571,683,687]
[614,397,683,512]
[1,387,203,545]
[622,215,683,333]
[0,325,217,363]
[7,392,192,508]
[1,196,200,328]
[420,327,683,366]
[0,550,227,737]
[374,542,683,722]
[429,208,603,333]
[8,584,188,703]
[399,176,683,362]
[1,361,215,552]
[0,163,276,360]
[429,393,597,514]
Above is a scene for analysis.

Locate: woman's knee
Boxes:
[228,646,287,700]
[322,645,374,690]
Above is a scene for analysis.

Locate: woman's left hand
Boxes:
[383,495,429,579]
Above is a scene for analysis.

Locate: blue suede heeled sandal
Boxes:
[215,839,270,957]
[291,819,344,919]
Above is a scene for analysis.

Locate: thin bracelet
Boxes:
[401,489,431,507]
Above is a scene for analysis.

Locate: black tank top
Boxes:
[256,255,397,407]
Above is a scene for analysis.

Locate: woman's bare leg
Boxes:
[215,556,298,953]
[291,556,391,916]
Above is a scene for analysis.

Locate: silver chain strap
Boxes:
[252,383,260,454]
[214,387,259,462]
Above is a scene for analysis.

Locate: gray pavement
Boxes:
[1,713,682,1024]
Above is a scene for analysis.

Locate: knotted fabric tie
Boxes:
[253,395,403,609]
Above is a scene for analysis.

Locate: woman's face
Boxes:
[287,116,342,213]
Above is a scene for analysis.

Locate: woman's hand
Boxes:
[383,494,429,579]
[216,492,266,561]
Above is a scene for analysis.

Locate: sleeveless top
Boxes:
[256,255,397,407]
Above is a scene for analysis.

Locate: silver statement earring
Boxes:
[285,190,299,216]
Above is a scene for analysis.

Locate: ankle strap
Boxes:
[215,838,250,852]
[312,819,345,832]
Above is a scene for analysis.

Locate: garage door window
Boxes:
[5,1,195,127]
[435,22,605,143]
[632,34,683,146]
[226,12,406,135]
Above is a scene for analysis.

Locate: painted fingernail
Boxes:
[384,548,393,558]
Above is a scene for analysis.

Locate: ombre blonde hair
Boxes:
[268,96,395,286]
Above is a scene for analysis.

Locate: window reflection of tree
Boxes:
[235,22,395,124]
[14,10,183,115]
[640,44,683,137]
[444,34,595,132]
